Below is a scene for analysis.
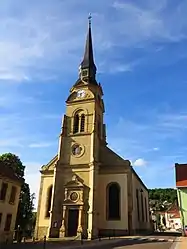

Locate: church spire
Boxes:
[79,14,97,83]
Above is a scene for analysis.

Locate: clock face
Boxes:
[71,143,85,157]
[72,144,82,155]
[77,90,85,98]
[70,192,79,202]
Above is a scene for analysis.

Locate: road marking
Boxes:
[148,238,157,241]
[168,239,174,242]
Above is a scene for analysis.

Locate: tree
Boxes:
[148,188,178,211]
[0,153,34,231]
[0,153,25,178]
[16,183,34,230]
[149,188,177,204]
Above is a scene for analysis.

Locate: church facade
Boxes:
[35,20,151,240]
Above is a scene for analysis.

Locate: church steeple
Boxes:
[79,14,97,83]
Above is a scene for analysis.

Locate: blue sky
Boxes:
[0,0,187,206]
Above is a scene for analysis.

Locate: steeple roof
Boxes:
[73,15,98,87]
[80,16,96,72]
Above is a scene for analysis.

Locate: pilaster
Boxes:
[77,206,83,233]
[34,176,44,239]
[48,165,64,238]
[59,206,66,238]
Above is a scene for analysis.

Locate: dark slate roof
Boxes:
[0,162,23,184]
[80,24,96,73]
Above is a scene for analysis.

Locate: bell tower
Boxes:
[58,14,106,165]
[47,16,106,239]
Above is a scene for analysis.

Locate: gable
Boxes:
[66,89,95,103]
[72,78,86,88]
[41,155,58,172]
[65,174,85,188]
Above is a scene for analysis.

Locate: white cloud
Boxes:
[0,0,186,82]
[0,94,45,107]
[111,0,187,43]
[42,114,62,120]
[133,158,147,167]
[24,162,42,208]
[26,172,41,208]
[29,142,54,148]
[24,162,42,170]
[0,139,23,148]
[107,110,187,172]
[158,113,187,129]
[114,111,187,142]
[153,147,159,151]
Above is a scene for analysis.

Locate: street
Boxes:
[76,237,178,249]
[0,235,179,249]
[67,236,179,249]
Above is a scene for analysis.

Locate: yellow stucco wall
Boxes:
[97,174,128,230]
[59,99,100,166]
[0,177,21,243]
[66,101,95,135]
[37,175,53,228]
[132,173,150,231]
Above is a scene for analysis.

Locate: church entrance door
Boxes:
[67,209,79,237]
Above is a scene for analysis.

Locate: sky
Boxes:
[0,0,187,207]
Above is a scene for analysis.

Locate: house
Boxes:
[165,203,182,231]
[150,202,182,232]
[0,162,23,243]
[175,163,187,235]
[35,18,151,240]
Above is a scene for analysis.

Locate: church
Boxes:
[35,18,151,240]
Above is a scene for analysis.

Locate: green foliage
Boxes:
[0,153,34,231]
[31,211,37,231]
[0,153,25,178]
[149,188,177,203]
[148,188,177,211]
[16,183,35,230]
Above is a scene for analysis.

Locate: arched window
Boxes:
[73,114,79,133]
[141,191,144,222]
[107,183,120,220]
[98,120,101,138]
[73,111,86,133]
[136,189,140,221]
[45,185,53,218]
[80,114,85,132]
[145,197,148,222]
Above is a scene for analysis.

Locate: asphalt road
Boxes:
[0,235,179,249]
[77,239,176,249]
[68,235,178,249]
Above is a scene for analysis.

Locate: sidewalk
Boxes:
[175,237,187,249]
